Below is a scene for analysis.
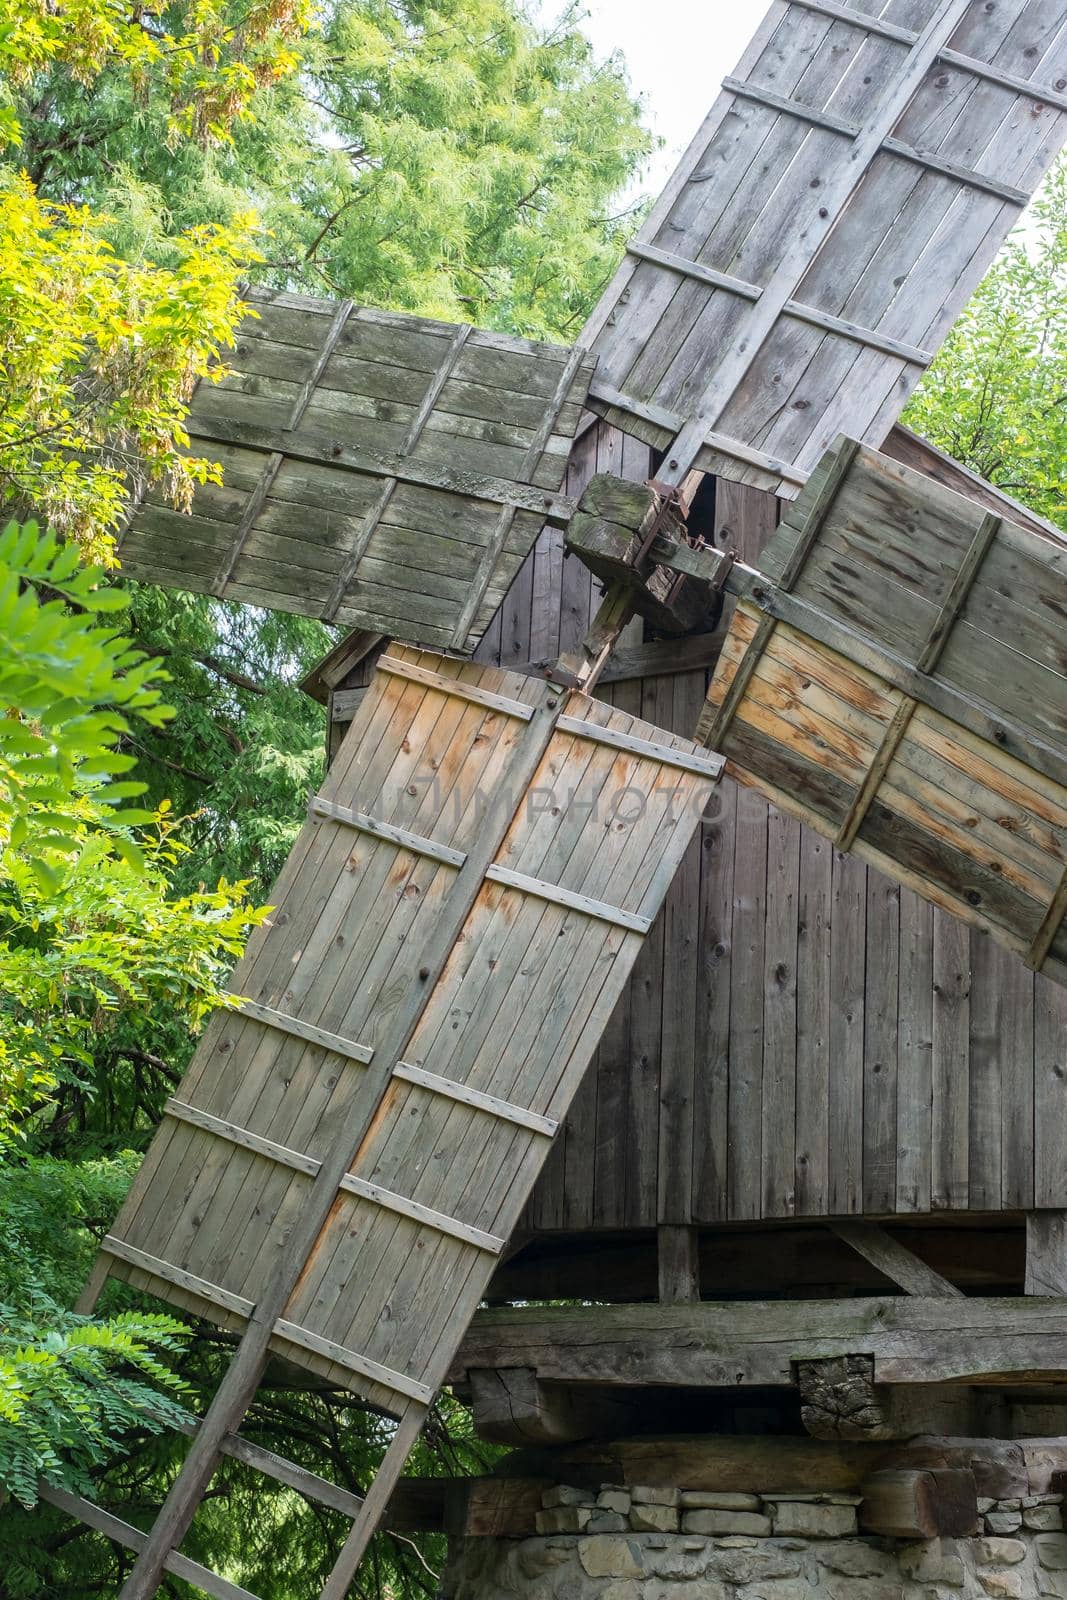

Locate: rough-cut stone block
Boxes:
[1027,1506,1065,1531]
[629,1504,679,1533]
[978,1539,1027,1566]
[577,1537,643,1579]
[899,1540,966,1585]
[682,1510,772,1537]
[587,1514,628,1534]
[979,1499,997,1514]
[597,1490,631,1514]
[632,1486,681,1507]
[769,1501,857,1539]
[708,1549,801,1585]
[599,1581,639,1600]
[542,1486,593,1509]
[1039,1535,1067,1570]
[987,1513,1024,1535]
[534,1507,590,1534]
[817,1544,892,1577]
[679,1491,761,1511]
[979,1572,1024,1598]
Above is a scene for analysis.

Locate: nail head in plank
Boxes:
[309,797,468,868]
[393,1058,558,1137]
[37,1486,265,1600]
[101,1235,254,1319]
[915,512,1001,676]
[377,654,537,719]
[236,998,375,1066]
[556,713,725,779]
[164,1097,320,1178]
[272,1319,435,1404]
[484,862,652,934]
[337,1172,506,1254]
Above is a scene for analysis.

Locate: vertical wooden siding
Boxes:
[497,421,1067,1226]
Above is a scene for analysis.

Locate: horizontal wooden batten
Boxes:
[557,713,725,778]
[236,999,375,1066]
[937,48,1067,114]
[378,654,537,719]
[393,1059,558,1137]
[627,242,933,366]
[101,1235,254,1320]
[38,1487,263,1600]
[626,241,762,301]
[786,0,918,42]
[881,137,1030,206]
[272,1319,435,1404]
[309,797,468,868]
[586,379,809,487]
[337,1172,506,1254]
[164,1098,319,1176]
[722,73,860,136]
[485,863,652,933]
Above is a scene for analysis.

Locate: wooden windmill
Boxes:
[49,1,1067,1594]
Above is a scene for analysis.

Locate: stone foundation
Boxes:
[442,1482,1067,1599]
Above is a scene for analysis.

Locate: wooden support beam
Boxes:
[831,1222,964,1298]
[564,517,719,638]
[452,1298,1067,1390]
[468,1368,634,1447]
[1026,1213,1067,1296]
[657,1225,701,1304]
[859,1467,979,1538]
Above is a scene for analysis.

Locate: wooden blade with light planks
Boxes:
[67,646,721,1600]
[698,436,1067,986]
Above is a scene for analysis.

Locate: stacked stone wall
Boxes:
[443,1481,1067,1600]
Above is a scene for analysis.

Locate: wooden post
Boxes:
[1025,1212,1067,1295]
[658,1225,701,1304]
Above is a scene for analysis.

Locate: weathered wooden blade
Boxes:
[697,435,1067,986]
[119,291,595,653]
[582,0,1067,496]
[83,645,721,1596]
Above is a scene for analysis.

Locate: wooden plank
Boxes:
[101,1236,255,1319]
[916,512,1001,673]
[831,1222,964,1297]
[896,888,934,1213]
[795,828,832,1215]
[163,1099,319,1177]
[863,872,901,1214]
[657,1225,701,1303]
[761,805,799,1217]
[557,713,724,778]
[273,1321,435,1403]
[1026,1212,1067,1295]
[829,849,866,1215]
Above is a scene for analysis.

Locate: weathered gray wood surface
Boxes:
[451,1297,1067,1388]
[467,421,1067,1231]
[581,0,1067,495]
[118,290,594,653]
[700,436,1067,987]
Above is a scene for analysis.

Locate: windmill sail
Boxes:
[119,292,594,653]
[582,0,1067,495]
[699,436,1067,986]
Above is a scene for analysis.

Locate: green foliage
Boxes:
[905,155,1067,532]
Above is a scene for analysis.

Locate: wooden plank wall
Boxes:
[481,420,1067,1227]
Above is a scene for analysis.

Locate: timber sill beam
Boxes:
[451,1298,1067,1390]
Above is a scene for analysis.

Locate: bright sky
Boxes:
[536,1,767,200]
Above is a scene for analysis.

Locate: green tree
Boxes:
[904,155,1067,533]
